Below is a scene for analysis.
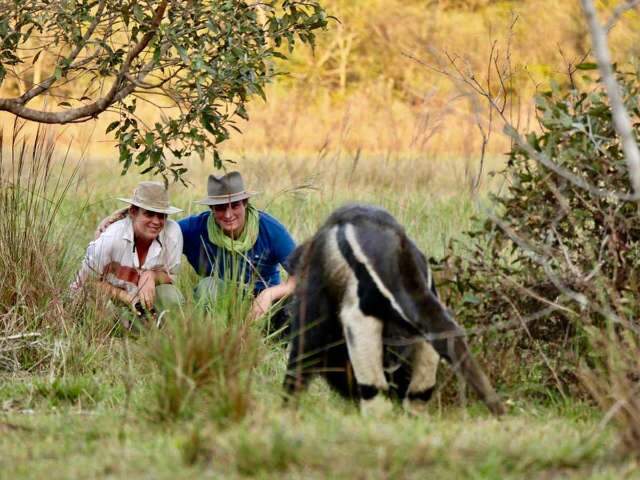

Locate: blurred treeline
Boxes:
[228,0,640,158]
[1,1,639,160]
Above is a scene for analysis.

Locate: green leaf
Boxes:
[106,121,120,134]
[0,0,329,183]
[462,293,481,305]
[576,62,598,71]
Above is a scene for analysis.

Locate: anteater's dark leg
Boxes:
[283,286,336,398]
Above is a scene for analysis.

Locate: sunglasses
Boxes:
[141,209,167,220]
[212,200,245,213]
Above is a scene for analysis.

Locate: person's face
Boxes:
[130,207,166,242]
[212,200,247,238]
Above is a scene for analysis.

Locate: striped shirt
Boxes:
[71,216,183,295]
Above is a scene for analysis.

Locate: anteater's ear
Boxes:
[398,235,429,295]
[286,240,310,274]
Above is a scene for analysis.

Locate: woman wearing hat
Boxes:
[71,181,184,320]
[178,171,296,324]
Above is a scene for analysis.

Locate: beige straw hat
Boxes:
[117,181,182,214]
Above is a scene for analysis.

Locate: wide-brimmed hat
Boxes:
[117,181,182,214]
[195,171,258,206]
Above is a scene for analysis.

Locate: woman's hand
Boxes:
[137,270,157,310]
[97,281,138,312]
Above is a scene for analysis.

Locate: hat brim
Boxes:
[194,190,258,206]
[117,198,183,215]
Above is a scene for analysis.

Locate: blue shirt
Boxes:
[178,210,296,293]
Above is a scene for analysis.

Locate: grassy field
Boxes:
[1,141,638,479]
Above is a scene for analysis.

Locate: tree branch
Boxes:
[605,0,640,31]
[15,0,108,104]
[581,0,640,197]
[408,44,640,201]
[0,0,168,123]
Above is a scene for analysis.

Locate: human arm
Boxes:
[96,280,138,310]
[94,207,129,239]
[93,270,171,311]
[247,213,297,320]
[137,221,183,309]
[177,213,208,275]
[70,232,112,292]
[74,231,135,309]
[249,275,295,321]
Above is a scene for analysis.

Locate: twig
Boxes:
[502,294,568,399]
[605,0,640,31]
[0,333,41,341]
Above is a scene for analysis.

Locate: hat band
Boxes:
[206,190,248,199]
[132,197,169,209]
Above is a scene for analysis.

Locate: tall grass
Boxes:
[144,279,263,424]
[581,318,640,454]
[0,122,81,371]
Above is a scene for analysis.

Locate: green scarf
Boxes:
[207,204,259,253]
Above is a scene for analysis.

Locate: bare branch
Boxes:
[581,0,640,197]
[605,0,640,30]
[488,211,589,309]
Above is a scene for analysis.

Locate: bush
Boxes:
[438,67,640,399]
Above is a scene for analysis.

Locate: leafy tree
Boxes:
[0,0,328,180]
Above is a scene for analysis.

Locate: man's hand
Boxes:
[249,290,273,322]
[137,270,157,310]
[248,277,296,322]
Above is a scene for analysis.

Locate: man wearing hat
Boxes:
[71,181,184,321]
[178,171,296,325]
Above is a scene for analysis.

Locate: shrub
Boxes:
[437,66,640,452]
[438,67,640,397]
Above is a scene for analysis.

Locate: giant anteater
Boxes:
[284,204,504,415]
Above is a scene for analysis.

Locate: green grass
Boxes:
[0,387,631,479]
[1,147,637,478]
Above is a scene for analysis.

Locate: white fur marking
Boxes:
[339,267,388,391]
[343,223,411,324]
[324,226,351,288]
[408,341,440,393]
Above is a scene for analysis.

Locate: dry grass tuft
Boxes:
[145,283,263,424]
[0,121,82,371]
